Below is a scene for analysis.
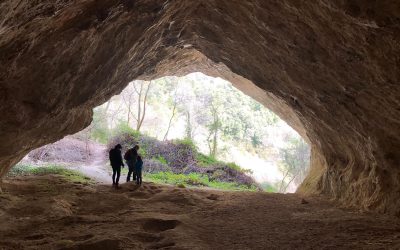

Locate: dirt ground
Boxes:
[0,175,400,250]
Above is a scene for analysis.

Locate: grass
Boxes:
[196,153,219,167]
[144,171,258,191]
[260,182,279,193]
[196,153,252,174]
[8,164,93,184]
[173,138,197,149]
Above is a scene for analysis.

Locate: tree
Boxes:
[163,82,180,140]
[206,102,222,157]
[133,80,152,131]
[121,84,136,125]
[121,80,152,131]
[278,135,310,192]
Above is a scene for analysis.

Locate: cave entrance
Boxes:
[12,73,309,193]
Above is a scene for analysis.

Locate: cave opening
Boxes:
[1,0,400,247]
[12,72,310,193]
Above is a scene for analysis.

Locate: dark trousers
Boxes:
[112,165,121,184]
[136,170,142,185]
[126,166,136,182]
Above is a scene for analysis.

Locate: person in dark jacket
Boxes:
[135,155,143,185]
[125,144,139,182]
[109,144,124,187]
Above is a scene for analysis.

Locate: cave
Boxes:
[0,0,399,221]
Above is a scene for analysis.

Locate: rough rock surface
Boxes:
[0,1,399,214]
[1,175,400,249]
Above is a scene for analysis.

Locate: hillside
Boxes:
[15,130,261,192]
[109,129,261,191]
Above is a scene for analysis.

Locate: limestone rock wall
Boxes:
[0,0,399,214]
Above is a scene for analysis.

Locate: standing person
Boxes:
[135,155,143,185]
[109,144,124,188]
[124,144,139,182]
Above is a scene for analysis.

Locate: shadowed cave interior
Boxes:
[0,0,400,248]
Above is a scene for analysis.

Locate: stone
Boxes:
[0,1,399,214]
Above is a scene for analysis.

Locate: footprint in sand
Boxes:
[140,185,163,195]
[24,234,48,240]
[60,238,121,250]
[130,191,152,199]
[68,234,94,242]
[140,218,181,233]
[206,194,219,201]
[147,241,176,249]
[130,231,164,243]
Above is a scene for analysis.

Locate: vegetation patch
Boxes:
[145,171,258,191]
[7,164,93,184]
[196,153,219,167]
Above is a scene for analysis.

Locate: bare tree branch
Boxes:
[163,85,178,141]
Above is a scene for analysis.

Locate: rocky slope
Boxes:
[0,1,399,214]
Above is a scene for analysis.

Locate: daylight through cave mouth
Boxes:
[1,0,399,215]
[14,73,310,193]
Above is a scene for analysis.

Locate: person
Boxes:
[124,144,139,182]
[109,144,124,188]
[135,155,143,185]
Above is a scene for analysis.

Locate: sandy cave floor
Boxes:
[0,175,400,250]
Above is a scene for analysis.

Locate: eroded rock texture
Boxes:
[0,0,399,214]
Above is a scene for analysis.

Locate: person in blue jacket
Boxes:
[135,155,143,185]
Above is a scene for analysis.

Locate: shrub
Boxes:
[226,162,241,171]
[107,128,260,190]
[173,138,196,150]
[7,164,35,176]
[153,155,168,165]
[144,159,171,173]
[144,171,258,191]
[113,122,140,137]
[196,153,219,167]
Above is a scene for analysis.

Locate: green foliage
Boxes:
[173,138,196,150]
[225,162,252,174]
[279,137,310,175]
[138,148,147,158]
[91,128,109,144]
[8,164,93,184]
[153,155,168,165]
[108,122,144,154]
[226,162,241,171]
[113,122,140,138]
[7,164,35,176]
[250,133,263,148]
[260,182,278,193]
[196,154,252,174]
[91,107,110,143]
[145,171,258,191]
[278,136,310,191]
[196,153,219,167]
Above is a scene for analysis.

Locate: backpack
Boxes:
[124,149,132,161]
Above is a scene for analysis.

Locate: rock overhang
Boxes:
[0,0,399,214]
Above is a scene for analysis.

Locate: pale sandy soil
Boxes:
[0,174,400,250]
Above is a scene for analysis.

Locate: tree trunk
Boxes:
[137,81,151,131]
[163,100,177,141]
[211,128,218,157]
[279,170,290,192]
[283,173,298,192]
[136,82,143,131]
[185,111,192,139]
[207,131,213,156]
